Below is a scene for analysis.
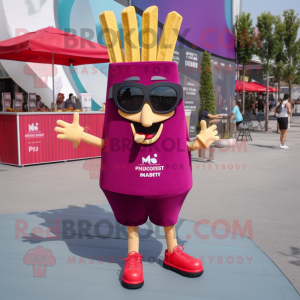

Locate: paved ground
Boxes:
[1,204,299,299]
[0,117,300,296]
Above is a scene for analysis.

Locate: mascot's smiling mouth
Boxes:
[130,122,163,145]
[118,101,175,145]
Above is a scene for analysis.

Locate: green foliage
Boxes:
[199,51,216,114]
[271,20,285,99]
[245,94,254,110]
[271,61,285,99]
[256,12,282,130]
[224,133,231,139]
[294,67,300,85]
[256,12,281,71]
[271,62,285,84]
[234,13,256,112]
[196,51,216,134]
[234,13,256,66]
[281,9,300,95]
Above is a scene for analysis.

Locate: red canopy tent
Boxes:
[235,80,257,92]
[235,81,278,93]
[268,85,278,92]
[248,82,278,93]
[0,27,109,105]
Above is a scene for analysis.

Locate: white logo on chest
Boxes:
[142,154,158,164]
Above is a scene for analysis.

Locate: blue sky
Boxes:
[242,0,300,39]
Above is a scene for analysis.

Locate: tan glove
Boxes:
[197,120,219,149]
[55,113,84,148]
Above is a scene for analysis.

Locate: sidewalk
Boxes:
[0,117,299,296]
[188,117,300,293]
[1,204,298,299]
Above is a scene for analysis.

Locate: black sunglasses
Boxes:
[108,82,183,114]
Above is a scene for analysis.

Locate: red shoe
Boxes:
[122,252,144,289]
[163,245,204,277]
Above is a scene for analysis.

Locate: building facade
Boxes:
[0,0,242,135]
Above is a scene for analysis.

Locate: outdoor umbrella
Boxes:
[268,86,278,92]
[248,82,278,93]
[235,80,257,93]
[0,27,109,106]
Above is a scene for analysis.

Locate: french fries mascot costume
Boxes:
[55,6,219,289]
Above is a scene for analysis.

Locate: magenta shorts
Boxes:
[102,189,189,227]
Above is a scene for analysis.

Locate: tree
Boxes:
[234,13,256,114]
[271,17,286,101]
[272,61,285,101]
[196,51,216,134]
[294,67,300,85]
[256,12,281,131]
[282,9,300,98]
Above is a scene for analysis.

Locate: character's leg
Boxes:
[122,226,144,289]
[146,193,203,278]
[127,226,139,253]
[163,225,203,277]
[277,122,280,133]
[164,225,177,253]
[281,129,287,146]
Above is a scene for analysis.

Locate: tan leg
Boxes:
[281,129,287,145]
[164,225,178,253]
[127,226,139,254]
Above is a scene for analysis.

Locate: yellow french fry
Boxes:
[99,11,124,63]
[157,11,182,61]
[141,6,158,62]
[121,6,140,62]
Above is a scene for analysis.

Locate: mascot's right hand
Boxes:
[55,113,84,148]
[196,120,219,149]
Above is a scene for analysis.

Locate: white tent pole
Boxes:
[52,53,55,109]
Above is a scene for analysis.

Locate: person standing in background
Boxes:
[59,93,65,101]
[198,110,222,125]
[275,98,282,134]
[51,94,65,110]
[22,99,28,112]
[71,95,82,109]
[274,94,292,149]
[36,95,48,111]
[256,93,265,124]
[65,93,75,109]
[232,101,243,129]
[198,109,221,159]
[269,95,276,112]
[251,101,256,114]
[288,98,293,129]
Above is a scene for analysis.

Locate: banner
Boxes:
[81,93,92,108]
[28,93,36,111]
[174,45,235,137]
[18,113,104,165]
[2,92,11,111]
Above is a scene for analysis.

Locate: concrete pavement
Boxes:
[0,117,299,294]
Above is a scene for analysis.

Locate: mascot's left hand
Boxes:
[196,120,219,149]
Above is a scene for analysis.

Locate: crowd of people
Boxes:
[249,93,277,116]
[35,93,82,111]
[197,93,293,151]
